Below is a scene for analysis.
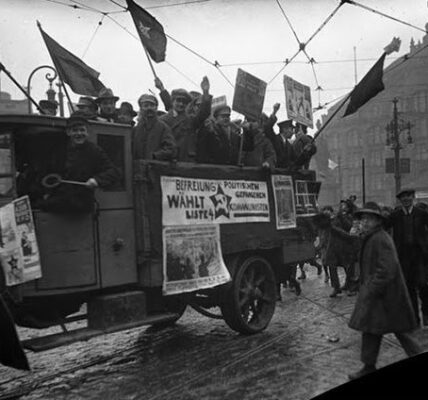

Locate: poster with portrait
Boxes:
[0,196,42,286]
[271,175,296,229]
[283,75,314,128]
[162,224,230,295]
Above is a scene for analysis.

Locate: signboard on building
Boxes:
[232,69,267,120]
[283,75,313,128]
[385,158,410,174]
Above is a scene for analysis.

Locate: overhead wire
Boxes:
[268,1,345,84]
[344,0,427,34]
[275,0,301,45]
[81,14,106,58]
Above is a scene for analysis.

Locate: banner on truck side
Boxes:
[0,196,42,286]
[161,176,270,225]
[162,224,230,295]
[283,75,313,128]
[271,175,296,229]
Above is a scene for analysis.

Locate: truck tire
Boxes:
[221,255,276,334]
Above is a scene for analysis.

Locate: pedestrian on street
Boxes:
[348,202,422,380]
[387,188,428,326]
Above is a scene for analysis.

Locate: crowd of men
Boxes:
[38,76,316,171]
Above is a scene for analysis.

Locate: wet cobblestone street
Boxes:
[2,267,428,400]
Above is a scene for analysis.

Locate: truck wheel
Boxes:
[221,256,276,334]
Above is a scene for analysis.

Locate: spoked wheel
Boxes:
[221,256,277,334]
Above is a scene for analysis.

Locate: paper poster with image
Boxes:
[0,196,42,286]
[163,224,230,295]
[271,175,296,229]
[283,75,313,128]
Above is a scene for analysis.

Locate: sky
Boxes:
[1,0,428,126]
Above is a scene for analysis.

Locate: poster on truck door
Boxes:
[0,196,42,286]
[162,224,231,295]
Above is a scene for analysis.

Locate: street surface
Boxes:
[1,267,428,400]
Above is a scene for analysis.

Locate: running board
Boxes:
[22,313,179,352]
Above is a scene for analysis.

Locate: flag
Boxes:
[328,158,338,170]
[38,22,105,96]
[343,53,386,117]
[126,0,167,63]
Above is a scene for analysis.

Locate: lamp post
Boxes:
[27,65,62,114]
[385,97,413,195]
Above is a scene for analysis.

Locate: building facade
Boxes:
[316,29,428,208]
[0,91,28,114]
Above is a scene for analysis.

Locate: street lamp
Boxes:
[27,65,63,115]
[385,97,413,195]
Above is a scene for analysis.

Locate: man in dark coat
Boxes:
[133,94,176,161]
[293,123,316,169]
[41,112,121,213]
[196,105,254,165]
[273,120,297,169]
[348,202,421,380]
[160,77,211,161]
[241,125,276,170]
[388,188,428,326]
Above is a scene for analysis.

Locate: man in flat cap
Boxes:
[38,99,58,116]
[76,96,98,120]
[41,111,120,213]
[197,104,254,165]
[387,188,428,326]
[348,202,422,380]
[95,88,119,123]
[133,94,176,161]
[160,76,212,161]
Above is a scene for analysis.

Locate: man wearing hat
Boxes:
[293,122,317,169]
[160,76,212,162]
[117,102,137,126]
[197,104,254,165]
[388,188,428,326]
[76,96,98,120]
[41,111,120,213]
[271,119,297,169]
[133,94,176,161]
[38,99,58,116]
[95,88,119,123]
[348,202,422,380]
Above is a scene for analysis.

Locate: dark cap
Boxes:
[119,101,137,117]
[95,87,119,104]
[66,111,89,128]
[171,88,192,103]
[76,96,98,111]
[354,201,385,219]
[396,188,415,198]
[213,104,231,117]
[277,120,294,130]
[138,94,158,106]
[296,122,308,133]
[39,99,58,110]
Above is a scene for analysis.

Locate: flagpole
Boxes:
[60,79,75,115]
[142,44,158,79]
[0,62,45,114]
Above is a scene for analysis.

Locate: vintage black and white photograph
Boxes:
[1,0,428,399]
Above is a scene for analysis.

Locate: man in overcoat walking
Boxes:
[348,202,422,380]
[387,188,428,326]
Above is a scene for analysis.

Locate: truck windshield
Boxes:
[0,133,13,198]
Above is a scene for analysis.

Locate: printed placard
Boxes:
[161,176,270,225]
[283,75,313,128]
[0,196,42,286]
[163,224,231,295]
[271,175,296,229]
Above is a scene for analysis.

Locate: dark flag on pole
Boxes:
[126,0,167,63]
[343,53,386,117]
[37,22,105,96]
